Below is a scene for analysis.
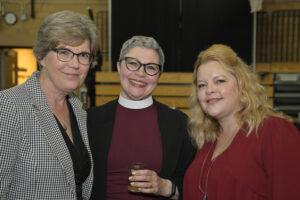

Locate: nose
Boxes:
[135,65,146,76]
[205,83,216,94]
[69,55,80,68]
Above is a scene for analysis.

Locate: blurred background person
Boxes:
[183,44,300,200]
[0,10,98,199]
[88,35,196,200]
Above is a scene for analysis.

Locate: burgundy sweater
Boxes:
[106,103,162,199]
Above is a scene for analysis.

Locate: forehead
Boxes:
[198,61,228,74]
[197,60,237,81]
[56,39,90,51]
[125,47,159,62]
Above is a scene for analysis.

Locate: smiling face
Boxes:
[117,46,160,100]
[39,39,91,95]
[196,60,242,122]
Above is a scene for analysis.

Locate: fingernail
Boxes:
[128,176,132,181]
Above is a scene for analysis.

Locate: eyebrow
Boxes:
[197,75,227,82]
[55,47,91,54]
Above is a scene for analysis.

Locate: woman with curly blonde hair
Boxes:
[183,44,300,200]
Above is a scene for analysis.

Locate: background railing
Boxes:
[257,10,300,62]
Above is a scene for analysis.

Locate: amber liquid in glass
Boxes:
[128,162,145,192]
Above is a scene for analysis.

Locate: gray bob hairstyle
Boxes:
[33,10,98,61]
[119,36,165,72]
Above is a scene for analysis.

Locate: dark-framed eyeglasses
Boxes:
[51,48,93,65]
[120,56,161,76]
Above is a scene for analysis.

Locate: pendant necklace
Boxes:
[198,141,216,200]
[62,124,67,131]
[198,127,239,200]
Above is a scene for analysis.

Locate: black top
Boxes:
[55,100,91,200]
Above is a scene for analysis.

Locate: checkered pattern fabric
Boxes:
[0,71,93,199]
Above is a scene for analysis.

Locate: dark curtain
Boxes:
[111,0,180,71]
[111,0,252,72]
[180,0,252,71]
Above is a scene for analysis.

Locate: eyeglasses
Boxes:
[120,57,161,76]
[51,48,93,65]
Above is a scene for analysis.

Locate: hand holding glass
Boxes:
[128,162,145,192]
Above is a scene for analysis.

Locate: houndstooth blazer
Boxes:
[0,71,93,199]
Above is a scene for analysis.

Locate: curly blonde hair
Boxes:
[188,44,283,148]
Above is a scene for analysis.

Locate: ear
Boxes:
[117,62,121,76]
[39,57,45,68]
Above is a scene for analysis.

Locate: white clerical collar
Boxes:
[118,94,153,109]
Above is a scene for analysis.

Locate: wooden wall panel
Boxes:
[262,1,300,11]
[94,72,276,111]
[0,0,108,47]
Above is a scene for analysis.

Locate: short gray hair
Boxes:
[33,10,98,61]
[119,36,165,72]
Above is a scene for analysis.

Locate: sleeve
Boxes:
[0,95,20,198]
[261,117,300,200]
[170,113,197,200]
[174,129,197,200]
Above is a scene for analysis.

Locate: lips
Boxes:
[129,79,147,87]
[64,72,80,79]
[206,97,221,104]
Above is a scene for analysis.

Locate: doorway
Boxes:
[0,48,37,90]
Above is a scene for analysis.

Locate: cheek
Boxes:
[150,78,158,85]
[150,74,159,82]
[119,71,130,83]
[148,77,159,87]
[223,84,238,97]
[197,89,205,102]
[81,67,90,77]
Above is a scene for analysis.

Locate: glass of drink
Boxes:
[128,162,145,192]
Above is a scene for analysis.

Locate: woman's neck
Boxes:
[218,116,239,137]
[37,72,67,108]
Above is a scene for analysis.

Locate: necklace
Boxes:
[62,124,68,131]
[198,127,239,200]
[198,141,215,200]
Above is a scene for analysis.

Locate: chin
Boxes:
[129,96,145,101]
[206,110,220,118]
[128,93,148,100]
[64,85,79,93]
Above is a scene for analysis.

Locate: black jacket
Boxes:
[87,99,196,199]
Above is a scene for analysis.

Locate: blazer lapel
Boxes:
[25,71,76,195]
[68,95,94,196]
[35,106,76,192]
[68,96,90,154]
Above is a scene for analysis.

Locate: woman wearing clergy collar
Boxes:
[87,35,196,200]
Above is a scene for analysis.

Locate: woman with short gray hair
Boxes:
[88,35,196,200]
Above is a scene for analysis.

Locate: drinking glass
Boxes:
[128,162,145,192]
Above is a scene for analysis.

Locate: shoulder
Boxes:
[155,100,188,123]
[0,84,28,107]
[0,84,25,98]
[0,85,29,124]
[155,101,188,120]
[259,116,298,132]
[87,99,118,119]
[258,116,300,140]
